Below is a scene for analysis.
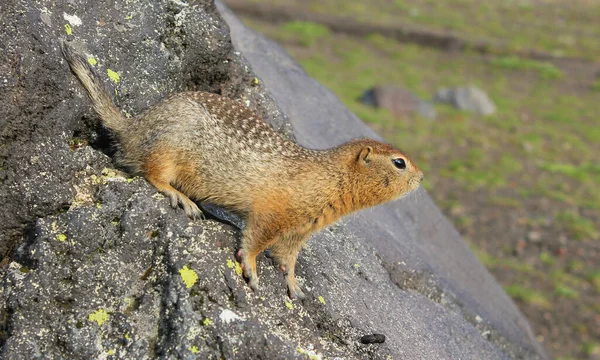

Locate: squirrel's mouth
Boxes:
[408,176,423,191]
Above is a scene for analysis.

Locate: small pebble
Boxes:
[360,333,386,344]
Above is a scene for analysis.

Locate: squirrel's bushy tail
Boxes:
[60,40,127,134]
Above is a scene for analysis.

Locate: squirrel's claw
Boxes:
[238,249,260,293]
[288,286,306,300]
[180,197,203,220]
[247,278,260,293]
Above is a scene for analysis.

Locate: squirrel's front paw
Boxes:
[238,249,260,293]
[288,284,306,300]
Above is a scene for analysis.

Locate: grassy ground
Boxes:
[245,0,600,61]
[236,2,600,358]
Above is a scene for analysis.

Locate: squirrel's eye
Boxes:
[393,158,406,170]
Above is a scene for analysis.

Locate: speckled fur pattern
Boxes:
[61,40,423,298]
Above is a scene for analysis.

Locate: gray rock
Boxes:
[360,85,436,120]
[434,86,497,115]
[0,0,545,359]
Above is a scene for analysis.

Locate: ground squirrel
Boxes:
[61,40,423,299]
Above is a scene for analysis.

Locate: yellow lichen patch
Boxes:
[284,300,294,310]
[179,265,198,288]
[203,317,213,326]
[101,168,122,178]
[64,24,72,35]
[189,345,199,354]
[56,234,67,242]
[318,296,326,304]
[107,69,120,83]
[124,332,131,340]
[87,57,97,66]
[227,259,243,276]
[106,349,116,355]
[88,309,109,326]
[234,261,243,276]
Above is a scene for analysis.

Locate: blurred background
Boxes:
[224,0,599,359]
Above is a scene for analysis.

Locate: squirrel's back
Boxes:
[61,40,302,196]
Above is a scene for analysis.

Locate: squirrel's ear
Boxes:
[358,146,373,164]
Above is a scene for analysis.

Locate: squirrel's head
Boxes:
[344,138,423,207]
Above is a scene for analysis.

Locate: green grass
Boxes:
[504,284,552,309]
[490,56,563,79]
[473,248,539,275]
[489,196,521,208]
[554,284,579,299]
[586,269,600,293]
[540,163,600,182]
[539,251,556,266]
[278,21,331,46]
[246,0,600,60]
[582,342,599,356]
[555,211,599,241]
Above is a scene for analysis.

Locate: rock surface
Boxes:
[0,0,545,359]
[434,85,497,115]
[360,85,436,120]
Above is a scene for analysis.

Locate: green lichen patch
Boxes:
[179,265,198,288]
[189,345,199,354]
[88,309,109,326]
[318,296,326,304]
[56,234,67,242]
[284,300,294,310]
[87,57,97,66]
[106,349,115,355]
[203,317,213,326]
[107,69,120,83]
[64,24,72,35]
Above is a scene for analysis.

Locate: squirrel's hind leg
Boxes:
[142,150,203,220]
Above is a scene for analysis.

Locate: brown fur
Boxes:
[61,41,423,298]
